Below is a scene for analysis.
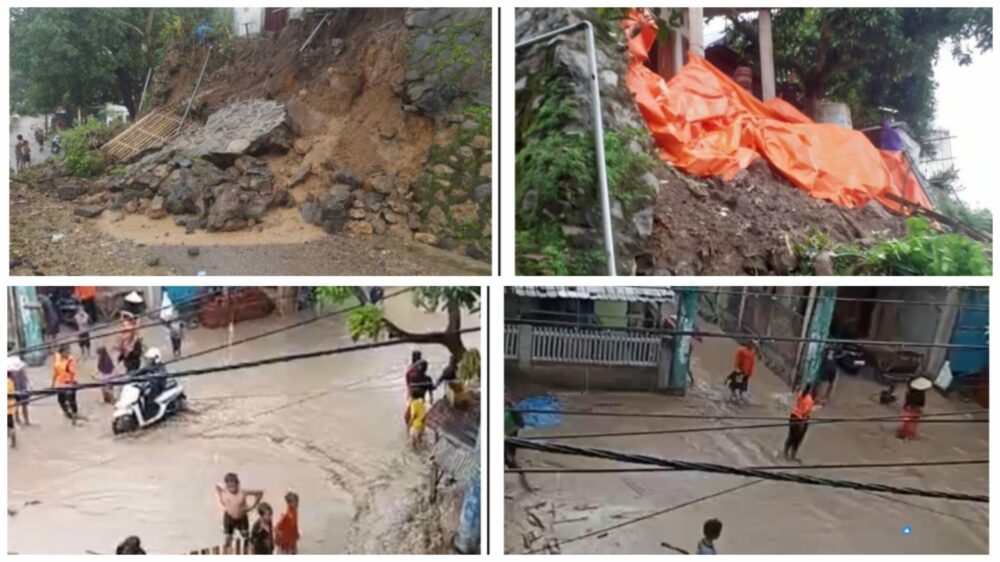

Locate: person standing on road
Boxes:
[94,346,117,404]
[7,350,31,426]
[897,377,930,440]
[8,370,17,449]
[783,384,815,461]
[733,340,756,397]
[52,344,80,425]
[19,134,32,169]
[816,346,838,404]
[696,518,723,554]
[75,305,92,358]
[34,126,45,151]
[14,134,26,171]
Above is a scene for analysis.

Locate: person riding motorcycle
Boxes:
[139,348,169,419]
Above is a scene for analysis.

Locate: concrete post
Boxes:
[925,288,961,377]
[688,8,704,56]
[15,286,46,366]
[792,286,818,385]
[801,286,836,388]
[758,9,776,100]
[517,324,532,371]
[657,337,672,390]
[668,288,698,395]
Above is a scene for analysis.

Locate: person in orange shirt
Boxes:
[275,491,300,554]
[7,372,17,448]
[74,286,99,325]
[783,384,815,461]
[732,341,756,399]
[52,344,80,425]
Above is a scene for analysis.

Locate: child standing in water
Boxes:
[250,502,275,554]
[215,472,264,548]
[275,491,300,554]
[94,346,116,404]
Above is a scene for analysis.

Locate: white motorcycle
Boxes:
[112,348,186,434]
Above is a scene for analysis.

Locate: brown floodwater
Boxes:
[506,318,988,554]
[8,292,479,554]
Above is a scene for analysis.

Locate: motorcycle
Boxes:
[112,356,186,434]
[51,135,62,155]
[834,343,867,374]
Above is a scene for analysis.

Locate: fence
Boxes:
[518,325,660,367]
[504,324,519,359]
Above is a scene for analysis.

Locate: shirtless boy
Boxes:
[215,472,264,548]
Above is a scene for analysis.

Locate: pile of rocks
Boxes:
[299,167,437,245]
[165,99,293,167]
[98,151,294,232]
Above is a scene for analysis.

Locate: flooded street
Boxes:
[8,293,479,554]
[506,319,988,554]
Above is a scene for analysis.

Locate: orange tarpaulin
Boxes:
[622,11,932,212]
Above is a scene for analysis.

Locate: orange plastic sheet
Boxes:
[621,11,932,211]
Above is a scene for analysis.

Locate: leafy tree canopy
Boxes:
[10,7,228,118]
[724,8,992,140]
[317,287,480,363]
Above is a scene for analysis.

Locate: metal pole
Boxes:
[137,67,153,118]
[515,21,617,275]
[179,45,213,133]
[299,12,331,53]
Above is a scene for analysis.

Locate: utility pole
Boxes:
[801,286,836,388]
[668,287,698,395]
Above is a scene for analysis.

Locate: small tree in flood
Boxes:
[316,287,480,366]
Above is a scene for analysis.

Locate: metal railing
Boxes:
[530,325,659,367]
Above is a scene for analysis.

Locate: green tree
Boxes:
[317,287,480,365]
[724,8,992,139]
[10,7,227,119]
[928,167,993,233]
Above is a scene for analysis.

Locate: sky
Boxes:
[932,44,992,208]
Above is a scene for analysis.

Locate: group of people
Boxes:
[403,350,461,448]
[215,472,300,554]
[114,474,301,555]
[721,339,930,463]
[13,126,46,172]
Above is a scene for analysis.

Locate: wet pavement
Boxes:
[8,292,480,554]
[505,318,988,554]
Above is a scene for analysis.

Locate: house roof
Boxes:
[509,286,675,303]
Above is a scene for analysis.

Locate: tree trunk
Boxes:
[114,67,138,121]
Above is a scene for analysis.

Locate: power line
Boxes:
[9,288,226,355]
[507,438,988,503]
[510,407,988,422]
[520,415,987,441]
[525,480,764,554]
[694,288,990,310]
[16,288,415,407]
[506,459,988,474]
[504,318,989,350]
[14,327,480,398]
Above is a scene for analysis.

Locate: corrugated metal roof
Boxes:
[509,286,675,303]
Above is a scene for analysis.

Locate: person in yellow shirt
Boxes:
[52,344,79,425]
[7,372,16,448]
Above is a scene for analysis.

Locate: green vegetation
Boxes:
[725,8,992,140]
[317,287,480,363]
[11,8,230,119]
[516,75,653,275]
[62,118,111,177]
[795,217,992,275]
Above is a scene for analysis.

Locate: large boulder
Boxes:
[299,184,354,233]
[164,99,293,166]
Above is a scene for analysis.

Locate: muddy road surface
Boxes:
[8,294,480,553]
[506,319,987,554]
[9,184,490,276]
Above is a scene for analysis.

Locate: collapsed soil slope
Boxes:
[643,160,908,275]
[10,8,493,274]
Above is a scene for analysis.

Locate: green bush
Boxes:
[796,217,992,275]
[62,117,109,178]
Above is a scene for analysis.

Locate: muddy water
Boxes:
[9,294,479,554]
[506,319,988,554]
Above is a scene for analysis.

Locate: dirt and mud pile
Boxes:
[516,7,913,275]
[75,8,492,261]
